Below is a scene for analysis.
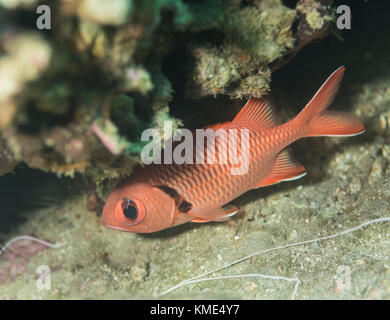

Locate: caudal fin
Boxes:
[296,66,365,137]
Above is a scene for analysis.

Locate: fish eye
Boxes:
[123,200,138,220]
[114,198,146,225]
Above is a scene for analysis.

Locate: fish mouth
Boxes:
[102,222,131,232]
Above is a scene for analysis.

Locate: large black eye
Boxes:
[123,200,138,220]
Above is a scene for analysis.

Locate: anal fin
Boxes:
[190,205,238,223]
[255,148,306,188]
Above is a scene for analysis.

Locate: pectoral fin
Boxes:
[255,148,306,188]
[190,205,238,223]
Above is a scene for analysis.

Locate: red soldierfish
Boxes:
[102,67,365,233]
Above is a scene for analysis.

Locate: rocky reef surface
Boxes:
[0,0,334,180]
[0,0,389,299]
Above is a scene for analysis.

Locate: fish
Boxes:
[102,66,365,233]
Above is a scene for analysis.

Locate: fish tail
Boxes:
[296,66,365,137]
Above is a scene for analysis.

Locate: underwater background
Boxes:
[0,0,389,299]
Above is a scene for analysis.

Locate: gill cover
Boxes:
[102,179,176,233]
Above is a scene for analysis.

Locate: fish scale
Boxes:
[148,124,288,208]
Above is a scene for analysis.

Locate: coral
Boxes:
[0,0,335,180]
[0,139,16,175]
[189,0,297,98]
[76,0,133,26]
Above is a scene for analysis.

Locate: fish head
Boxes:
[102,179,176,233]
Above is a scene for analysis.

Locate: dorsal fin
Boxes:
[233,97,279,129]
[203,121,231,131]
[255,148,306,188]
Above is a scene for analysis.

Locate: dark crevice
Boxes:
[239,0,253,9]
[0,166,77,237]
[160,8,176,29]
[282,0,299,9]
[161,49,190,119]
[17,99,76,135]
